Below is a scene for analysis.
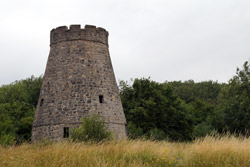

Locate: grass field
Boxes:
[1,135,250,167]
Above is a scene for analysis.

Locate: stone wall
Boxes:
[32,25,127,141]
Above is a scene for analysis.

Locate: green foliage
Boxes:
[0,75,43,145]
[218,61,250,134]
[70,114,112,142]
[192,118,216,137]
[184,99,216,138]
[145,128,167,141]
[120,78,194,141]
[0,134,15,146]
[188,99,213,124]
[126,122,144,139]
[1,61,250,144]
[166,80,224,105]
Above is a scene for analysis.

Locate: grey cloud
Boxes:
[0,0,250,85]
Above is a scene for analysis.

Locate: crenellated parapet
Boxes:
[50,25,109,46]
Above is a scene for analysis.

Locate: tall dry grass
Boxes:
[1,135,250,167]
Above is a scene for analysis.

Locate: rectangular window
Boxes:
[99,95,104,103]
[63,127,69,138]
[40,99,44,107]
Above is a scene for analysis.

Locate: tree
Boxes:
[166,80,224,105]
[188,98,216,137]
[218,61,250,134]
[0,76,43,144]
[120,78,194,141]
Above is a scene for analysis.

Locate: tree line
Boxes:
[1,61,250,144]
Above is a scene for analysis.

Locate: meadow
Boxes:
[1,135,250,167]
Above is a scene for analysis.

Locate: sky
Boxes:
[0,0,250,86]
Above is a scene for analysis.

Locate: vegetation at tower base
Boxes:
[1,61,250,145]
[70,114,112,142]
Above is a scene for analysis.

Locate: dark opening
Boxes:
[40,99,44,107]
[63,127,69,138]
[99,95,104,103]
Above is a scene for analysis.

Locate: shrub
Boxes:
[127,122,144,139]
[0,134,15,146]
[146,128,167,141]
[70,114,112,142]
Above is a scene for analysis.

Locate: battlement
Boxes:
[50,25,109,46]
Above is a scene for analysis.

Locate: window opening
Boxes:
[99,95,104,103]
[63,127,69,138]
[40,99,44,107]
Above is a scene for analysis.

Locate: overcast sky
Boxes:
[0,0,250,86]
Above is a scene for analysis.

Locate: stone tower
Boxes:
[32,25,126,141]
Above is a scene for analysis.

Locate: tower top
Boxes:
[50,25,109,46]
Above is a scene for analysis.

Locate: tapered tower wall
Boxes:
[32,25,126,141]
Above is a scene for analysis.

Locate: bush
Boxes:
[0,134,15,146]
[145,128,167,141]
[70,114,112,142]
[192,118,216,138]
[127,122,144,139]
